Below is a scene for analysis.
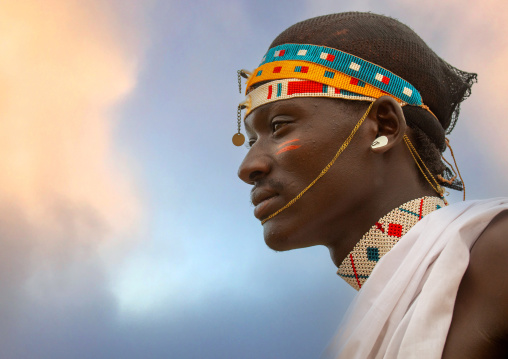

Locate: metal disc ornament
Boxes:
[232,133,245,146]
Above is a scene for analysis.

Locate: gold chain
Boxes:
[403,134,444,197]
[444,138,466,200]
[237,70,242,94]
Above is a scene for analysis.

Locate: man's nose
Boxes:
[237,147,272,185]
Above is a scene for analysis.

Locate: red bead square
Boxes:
[273,66,282,73]
[387,223,403,237]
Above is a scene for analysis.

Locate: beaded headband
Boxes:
[247,78,377,112]
[233,43,439,146]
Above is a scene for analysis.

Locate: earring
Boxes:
[371,136,388,149]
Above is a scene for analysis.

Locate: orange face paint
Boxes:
[276,145,301,155]
[276,139,301,155]
[278,139,300,148]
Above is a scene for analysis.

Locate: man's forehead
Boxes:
[243,97,359,133]
[244,98,316,127]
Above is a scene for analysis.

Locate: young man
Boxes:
[235,13,508,359]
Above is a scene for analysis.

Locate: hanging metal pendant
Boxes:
[232,133,245,146]
[233,69,251,147]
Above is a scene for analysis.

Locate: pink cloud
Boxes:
[0,0,142,235]
[0,0,145,317]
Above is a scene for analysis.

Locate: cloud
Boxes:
[0,0,143,341]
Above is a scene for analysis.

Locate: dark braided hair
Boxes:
[266,12,476,191]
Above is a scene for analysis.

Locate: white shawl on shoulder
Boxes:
[325,198,508,359]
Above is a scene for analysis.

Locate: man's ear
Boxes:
[368,96,406,154]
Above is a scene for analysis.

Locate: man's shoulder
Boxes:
[476,208,508,244]
[442,209,508,359]
[467,209,508,316]
[467,209,508,317]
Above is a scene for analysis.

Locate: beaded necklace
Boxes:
[337,196,445,291]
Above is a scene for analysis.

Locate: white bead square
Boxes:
[349,62,361,71]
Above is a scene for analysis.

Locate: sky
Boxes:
[0,0,507,358]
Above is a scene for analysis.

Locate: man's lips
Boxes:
[251,187,279,220]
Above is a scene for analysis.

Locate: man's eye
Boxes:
[272,122,288,132]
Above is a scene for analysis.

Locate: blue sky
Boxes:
[1,0,507,358]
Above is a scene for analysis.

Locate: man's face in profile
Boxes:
[238,97,375,251]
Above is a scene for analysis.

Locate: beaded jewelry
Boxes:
[235,44,441,146]
[240,44,438,119]
[249,44,422,104]
[337,196,446,290]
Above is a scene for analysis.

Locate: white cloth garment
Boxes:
[324,198,508,359]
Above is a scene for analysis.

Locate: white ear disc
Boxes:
[371,135,388,149]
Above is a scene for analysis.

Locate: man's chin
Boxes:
[264,237,292,252]
[262,220,318,252]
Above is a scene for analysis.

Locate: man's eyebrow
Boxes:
[243,103,272,131]
[244,99,305,132]
[269,99,302,112]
